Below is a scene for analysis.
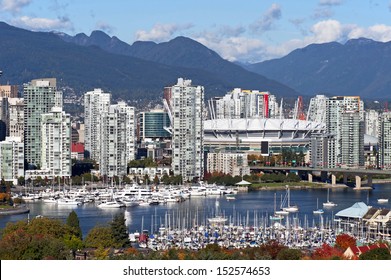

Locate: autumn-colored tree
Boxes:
[312,243,344,260]
[258,240,287,259]
[0,218,73,259]
[335,233,356,251]
[84,226,115,248]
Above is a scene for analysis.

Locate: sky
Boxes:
[1,0,391,63]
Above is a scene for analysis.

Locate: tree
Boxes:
[311,243,343,260]
[359,247,391,260]
[17,176,25,186]
[276,248,303,260]
[84,226,115,248]
[335,233,356,251]
[110,213,131,248]
[66,210,82,239]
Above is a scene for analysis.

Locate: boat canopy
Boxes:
[335,202,369,219]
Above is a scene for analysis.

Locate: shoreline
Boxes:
[0,205,30,216]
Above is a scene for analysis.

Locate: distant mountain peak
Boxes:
[345,37,377,46]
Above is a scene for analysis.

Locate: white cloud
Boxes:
[135,23,193,42]
[250,3,282,34]
[347,24,391,42]
[196,35,265,62]
[0,0,31,13]
[11,16,73,31]
[319,0,343,6]
[96,21,114,34]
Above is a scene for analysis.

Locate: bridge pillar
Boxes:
[343,174,348,184]
[308,173,313,183]
[331,174,336,186]
[367,175,373,187]
[355,175,362,189]
[321,171,328,182]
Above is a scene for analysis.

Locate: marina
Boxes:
[1,183,391,250]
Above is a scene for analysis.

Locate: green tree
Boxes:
[17,176,25,186]
[66,210,82,239]
[84,226,115,248]
[359,247,391,260]
[110,213,131,248]
[276,248,303,260]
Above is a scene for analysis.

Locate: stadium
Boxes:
[204,118,326,155]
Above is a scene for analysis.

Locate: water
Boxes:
[1,184,391,238]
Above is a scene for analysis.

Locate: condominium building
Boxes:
[0,137,24,185]
[165,78,204,182]
[307,94,328,123]
[138,110,171,141]
[365,110,379,137]
[0,85,18,98]
[0,97,8,141]
[100,102,135,177]
[84,88,111,161]
[378,112,391,169]
[309,133,332,168]
[41,107,71,177]
[24,78,62,168]
[326,96,364,168]
[207,88,278,119]
[8,98,24,140]
[207,152,250,177]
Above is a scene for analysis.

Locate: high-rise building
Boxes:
[0,97,8,141]
[138,110,171,141]
[100,102,135,177]
[326,96,364,168]
[165,78,204,182]
[8,98,24,140]
[378,112,391,169]
[208,88,277,119]
[84,88,111,161]
[309,133,332,168]
[365,109,379,137]
[0,85,18,98]
[0,137,24,185]
[41,107,71,178]
[207,152,249,177]
[24,78,62,168]
[307,95,328,123]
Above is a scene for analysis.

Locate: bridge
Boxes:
[249,165,391,189]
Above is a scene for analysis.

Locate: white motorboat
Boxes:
[377,198,389,203]
[42,197,58,204]
[57,198,82,206]
[97,200,124,208]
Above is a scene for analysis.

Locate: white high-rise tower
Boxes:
[84,88,111,162]
[165,78,204,182]
[100,102,135,177]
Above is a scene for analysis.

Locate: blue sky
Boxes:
[1,0,391,62]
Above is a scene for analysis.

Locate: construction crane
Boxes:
[293,96,306,120]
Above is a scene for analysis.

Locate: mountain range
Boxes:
[2,20,391,101]
[0,22,296,101]
[246,38,391,99]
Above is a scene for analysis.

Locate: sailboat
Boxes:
[323,188,337,207]
[282,185,299,212]
[313,198,324,214]
[270,193,285,221]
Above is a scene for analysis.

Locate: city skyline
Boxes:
[1,0,391,62]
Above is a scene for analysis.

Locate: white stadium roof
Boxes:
[204,118,325,132]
